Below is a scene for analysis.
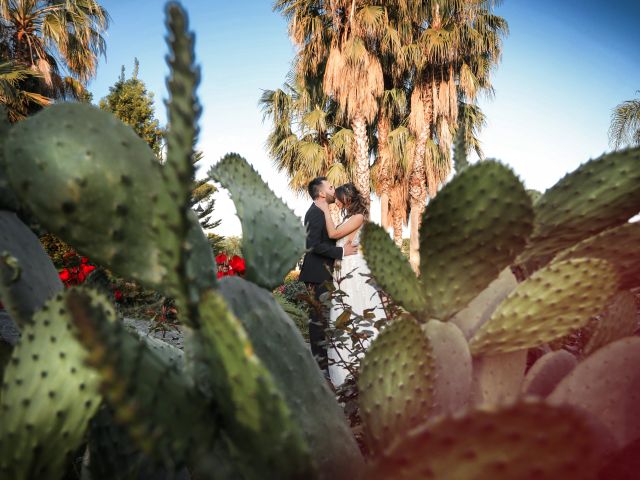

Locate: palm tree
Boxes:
[403,0,507,271]
[0,61,49,121]
[260,73,355,196]
[373,86,407,230]
[0,0,109,110]
[453,98,486,173]
[275,0,388,210]
[609,93,640,150]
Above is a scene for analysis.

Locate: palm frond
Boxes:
[609,97,640,150]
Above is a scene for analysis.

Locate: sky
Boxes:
[88,0,640,237]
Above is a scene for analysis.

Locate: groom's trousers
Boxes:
[305,281,329,375]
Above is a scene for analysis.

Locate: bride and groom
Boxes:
[299,177,385,387]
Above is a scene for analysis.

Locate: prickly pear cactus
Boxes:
[0,290,102,480]
[209,153,306,290]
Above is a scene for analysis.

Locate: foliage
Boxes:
[0,61,50,122]
[217,235,243,257]
[0,0,109,115]
[99,59,164,156]
[273,290,309,342]
[609,92,640,150]
[1,3,640,480]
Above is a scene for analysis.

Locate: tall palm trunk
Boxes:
[377,115,391,229]
[352,111,370,209]
[409,154,427,272]
[392,209,403,247]
[408,81,434,272]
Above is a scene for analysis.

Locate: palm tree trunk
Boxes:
[409,124,429,273]
[392,210,403,247]
[352,112,370,209]
[377,115,391,229]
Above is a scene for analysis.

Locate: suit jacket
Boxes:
[299,203,343,285]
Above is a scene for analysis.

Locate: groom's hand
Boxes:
[343,240,358,256]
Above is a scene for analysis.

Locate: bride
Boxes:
[317,183,385,387]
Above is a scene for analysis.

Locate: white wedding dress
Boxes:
[328,223,385,387]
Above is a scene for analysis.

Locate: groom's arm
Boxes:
[306,208,343,259]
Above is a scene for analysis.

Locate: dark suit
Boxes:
[299,203,342,373]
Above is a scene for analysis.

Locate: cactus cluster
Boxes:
[0,2,639,479]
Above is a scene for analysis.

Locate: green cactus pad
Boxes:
[0,211,63,328]
[190,289,313,479]
[582,291,638,356]
[361,222,427,315]
[369,401,607,480]
[553,222,640,290]
[469,258,618,356]
[517,147,640,272]
[451,268,517,339]
[163,2,200,210]
[521,350,577,398]
[0,291,101,480]
[0,112,19,212]
[359,316,434,454]
[209,154,306,290]
[4,104,215,313]
[87,404,192,480]
[66,288,217,469]
[471,350,526,406]
[422,320,472,416]
[548,337,640,448]
[218,276,364,480]
[419,161,533,320]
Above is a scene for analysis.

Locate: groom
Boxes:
[299,177,357,378]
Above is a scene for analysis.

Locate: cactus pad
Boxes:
[66,288,217,469]
[422,320,472,416]
[218,276,364,479]
[469,258,618,356]
[582,290,638,356]
[451,268,517,339]
[361,222,427,315]
[4,104,215,313]
[370,401,607,480]
[517,147,640,272]
[0,291,101,480]
[0,211,63,328]
[548,337,640,448]
[521,350,577,398]
[471,350,526,406]
[209,154,306,290]
[190,289,313,478]
[553,222,640,290]
[359,316,434,454]
[419,161,533,320]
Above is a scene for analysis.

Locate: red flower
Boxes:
[229,256,246,275]
[81,257,89,264]
[215,254,228,265]
[217,271,224,279]
[113,289,123,302]
[59,268,71,283]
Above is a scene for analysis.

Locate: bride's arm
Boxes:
[319,204,364,239]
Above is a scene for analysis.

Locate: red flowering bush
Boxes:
[56,252,123,302]
[216,253,246,278]
[59,256,96,286]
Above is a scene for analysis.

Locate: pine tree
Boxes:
[99,59,164,156]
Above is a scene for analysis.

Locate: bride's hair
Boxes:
[335,183,369,219]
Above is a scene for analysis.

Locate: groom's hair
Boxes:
[308,176,327,199]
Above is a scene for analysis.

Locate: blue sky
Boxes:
[89,1,640,236]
